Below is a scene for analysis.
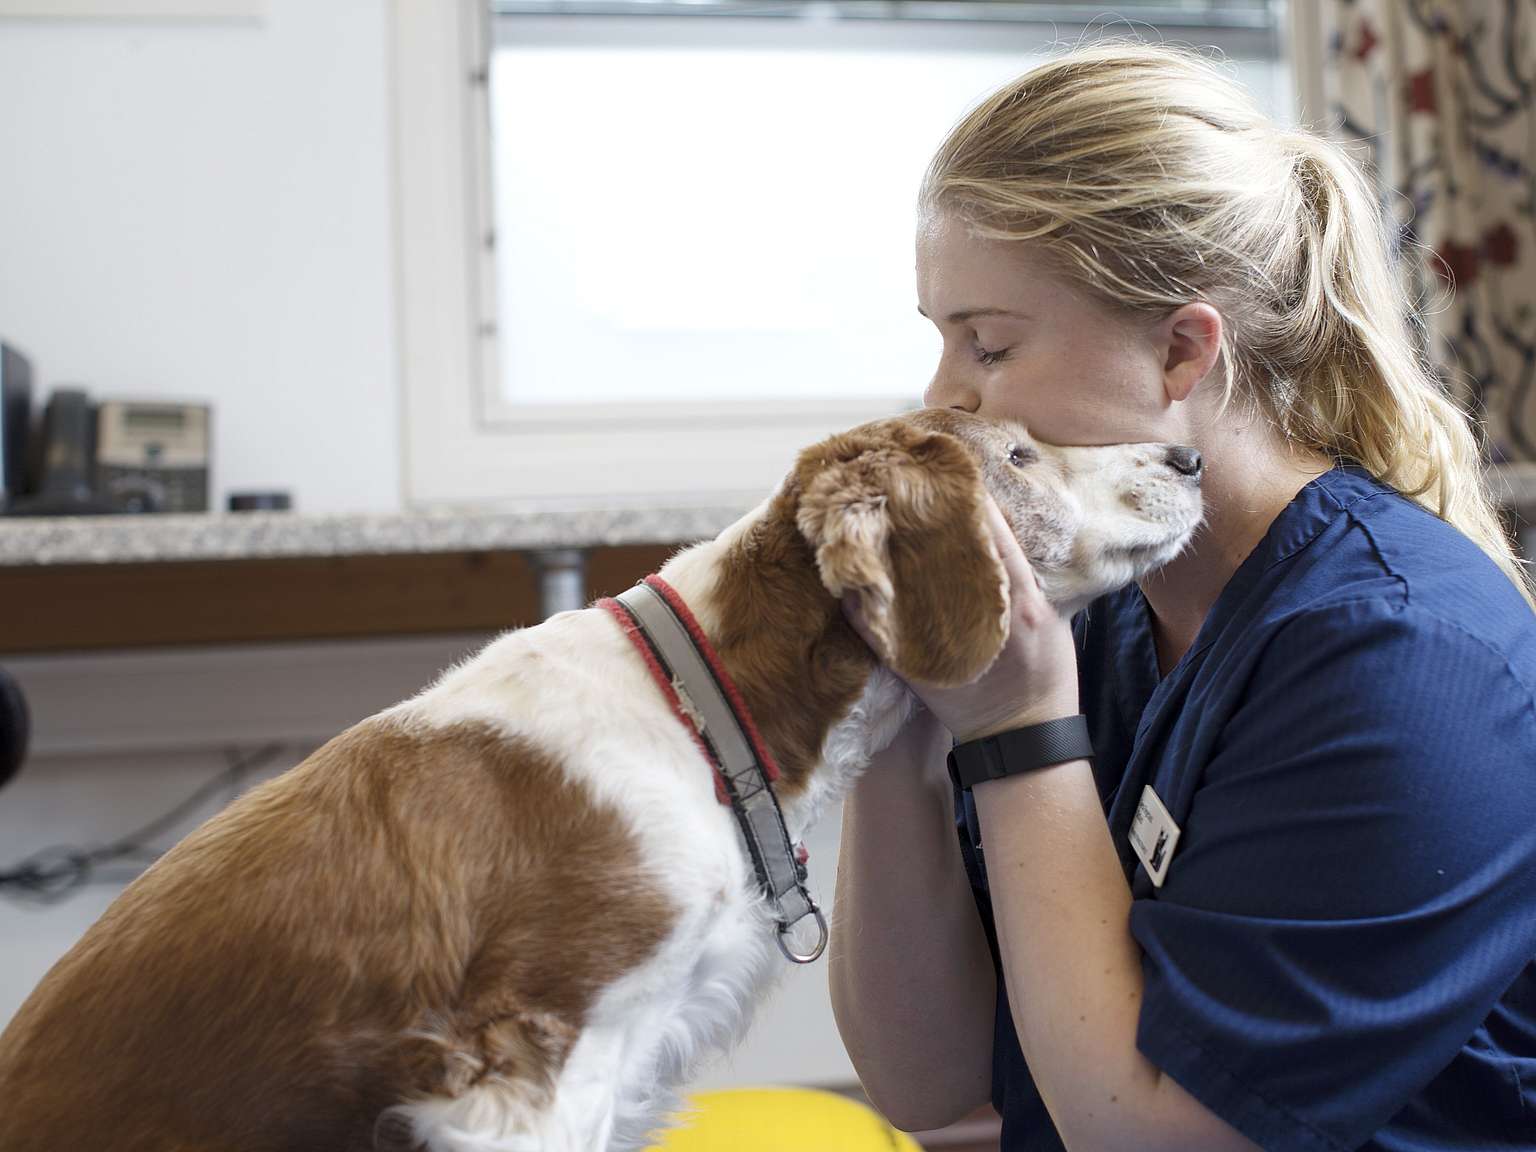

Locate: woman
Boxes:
[829,42,1536,1152]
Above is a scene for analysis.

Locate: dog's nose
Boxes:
[1166,446,1203,479]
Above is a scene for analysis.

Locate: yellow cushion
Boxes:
[646,1086,924,1151]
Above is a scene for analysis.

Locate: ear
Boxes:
[1159,302,1223,403]
[794,425,1010,686]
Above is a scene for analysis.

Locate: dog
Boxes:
[0,408,1202,1152]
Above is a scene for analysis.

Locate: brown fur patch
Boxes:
[706,413,1009,801]
[792,417,1008,686]
[708,484,876,802]
[0,719,676,1152]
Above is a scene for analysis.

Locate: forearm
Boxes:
[972,760,1258,1152]
[828,710,996,1131]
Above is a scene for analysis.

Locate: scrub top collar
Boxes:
[1095,461,1384,849]
[1120,458,1380,688]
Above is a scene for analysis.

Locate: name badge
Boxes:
[1128,785,1181,888]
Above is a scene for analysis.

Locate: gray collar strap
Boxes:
[610,579,828,964]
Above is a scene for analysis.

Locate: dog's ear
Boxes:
[794,423,1010,686]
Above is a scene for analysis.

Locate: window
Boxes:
[393,1,1289,508]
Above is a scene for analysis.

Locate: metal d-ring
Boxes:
[776,906,829,964]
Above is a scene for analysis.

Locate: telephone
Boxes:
[6,387,211,516]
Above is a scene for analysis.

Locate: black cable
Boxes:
[0,743,289,906]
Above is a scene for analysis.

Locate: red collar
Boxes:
[598,574,783,806]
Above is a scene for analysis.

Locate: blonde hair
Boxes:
[921,41,1535,608]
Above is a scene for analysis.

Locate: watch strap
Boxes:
[947,714,1093,792]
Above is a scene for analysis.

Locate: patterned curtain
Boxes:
[1320,0,1536,465]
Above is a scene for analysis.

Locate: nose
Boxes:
[1166,445,1203,479]
[922,363,981,413]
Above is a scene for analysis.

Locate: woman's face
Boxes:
[916,211,1188,448]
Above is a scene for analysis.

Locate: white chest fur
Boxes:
[381,601,911,1150]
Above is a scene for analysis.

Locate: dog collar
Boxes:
[598,575,828,964]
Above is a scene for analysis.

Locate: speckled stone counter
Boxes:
[0,502,758,568]
[2,464,1532,570]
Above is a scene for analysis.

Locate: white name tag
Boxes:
[1128,785,1181,888]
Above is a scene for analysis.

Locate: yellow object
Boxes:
[645,1086,925,1151]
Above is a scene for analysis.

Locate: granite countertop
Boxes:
[0,500,759,567]
[2,463,1533,568]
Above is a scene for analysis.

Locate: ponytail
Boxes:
[1261,132,1535,608]
[920,42,1534,609]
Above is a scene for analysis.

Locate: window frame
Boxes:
[389,0,1287,509]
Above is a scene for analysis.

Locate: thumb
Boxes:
[982,492,1044,597]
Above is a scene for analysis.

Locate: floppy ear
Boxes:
[794,424,1010,686]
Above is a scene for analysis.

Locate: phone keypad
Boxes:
[98,465,209,513]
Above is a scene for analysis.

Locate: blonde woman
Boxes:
[830,43,1536,1152]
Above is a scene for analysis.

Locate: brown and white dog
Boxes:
[0,409,1202,1152]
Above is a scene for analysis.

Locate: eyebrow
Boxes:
[917,305,1030,324]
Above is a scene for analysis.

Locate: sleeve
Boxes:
[1129,599,1536,1152]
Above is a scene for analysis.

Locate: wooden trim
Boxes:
[0,544,679,655]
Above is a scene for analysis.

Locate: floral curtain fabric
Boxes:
[1322,0,1536,463]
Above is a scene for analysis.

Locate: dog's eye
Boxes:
[1008,444,1037,468]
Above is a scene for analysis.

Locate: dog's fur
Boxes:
[0,409,1202,1152]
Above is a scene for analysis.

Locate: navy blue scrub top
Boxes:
[954,463,1536,1151]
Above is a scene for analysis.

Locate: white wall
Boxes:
[0,0,400,514]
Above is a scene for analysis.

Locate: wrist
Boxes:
[947,714,1094,793]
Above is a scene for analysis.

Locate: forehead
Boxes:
[915,212,1056,311]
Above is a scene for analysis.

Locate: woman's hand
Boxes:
[843,493,1080,743]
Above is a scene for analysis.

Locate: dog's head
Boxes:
[792,408,1203,685]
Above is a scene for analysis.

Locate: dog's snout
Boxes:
[1165,446,1203,479]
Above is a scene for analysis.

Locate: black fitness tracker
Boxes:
[947,714,1094,792]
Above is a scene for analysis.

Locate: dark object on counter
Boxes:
[0,666,29,794]
[6,388,120,516]
[0,343,34,512]
[5,391,212,515]
[228,491,292,512]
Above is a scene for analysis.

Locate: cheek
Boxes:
[1002,339,1173,447]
